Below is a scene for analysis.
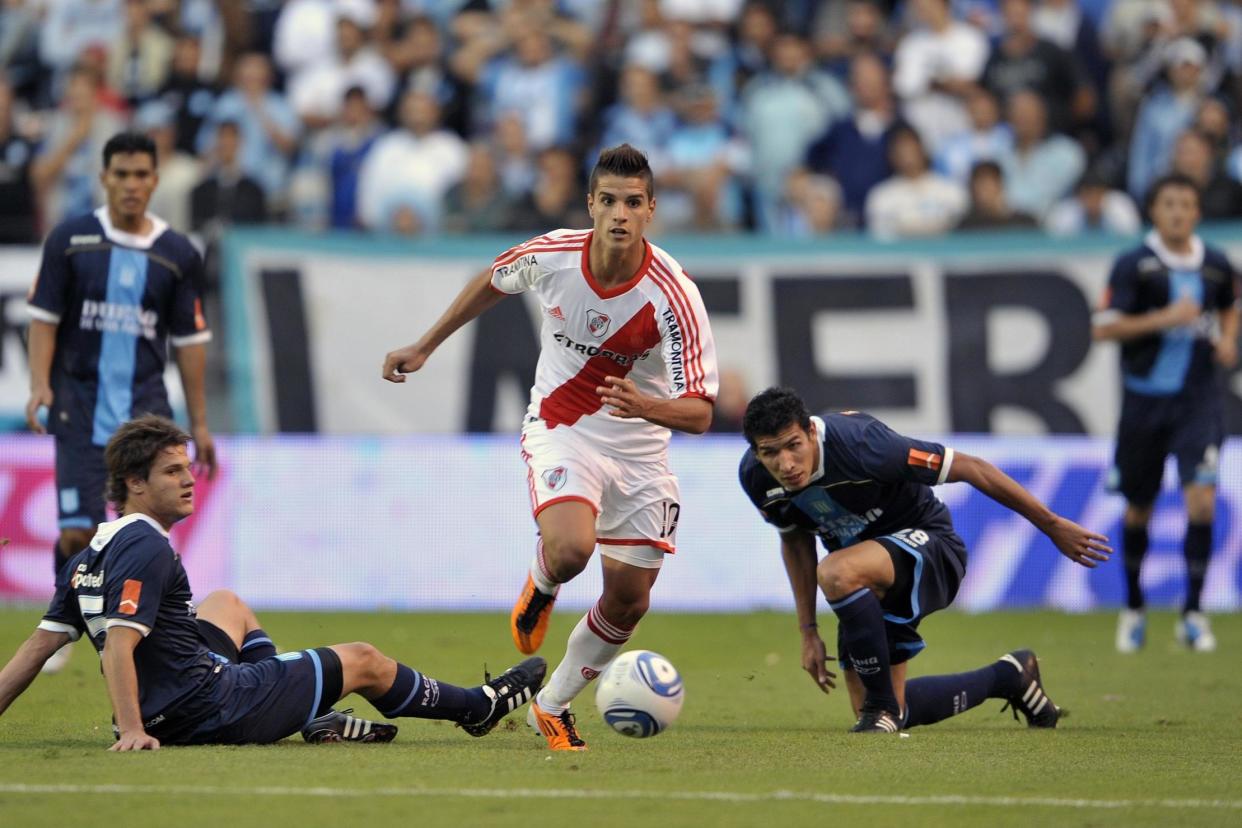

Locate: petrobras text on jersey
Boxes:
[551,331,654,366]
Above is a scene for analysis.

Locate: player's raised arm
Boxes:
[381,269,506,383]
[0,629,71,717]
[946,452,1112,567]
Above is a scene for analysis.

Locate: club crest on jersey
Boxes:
[586,309,611,338]
[542,466,568,491]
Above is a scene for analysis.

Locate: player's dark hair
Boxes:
[743,387,813,449]
[102,131,158,170]
[105,415,191,510]
[589,143,654,198]
[1146,172,1200,211]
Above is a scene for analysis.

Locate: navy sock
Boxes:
[1122,525,1148,610]
[902,663,1017,728]
[830,588,898,714]
[239,629,277,663]
[370,663,490,723]
[1183,522,1212,614]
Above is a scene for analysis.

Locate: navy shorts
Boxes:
[1110,389,1222,505]
[197,620,240,664]
[170,647,345,745]
[54,436,107,531]
[837,526,967,670]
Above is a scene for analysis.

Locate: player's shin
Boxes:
[830,589,899,714]
[530,537,560,594]
[1122,525,1149,610]
[369,663,489,723]
[1183,522,1212,614]
[902,663,1018,728]
[537,601,634,713]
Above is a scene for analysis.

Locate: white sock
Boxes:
[529,537,560,595]
[537,601,634,713]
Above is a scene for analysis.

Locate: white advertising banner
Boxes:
[221,228,1242,437]
[2,434,1239,612]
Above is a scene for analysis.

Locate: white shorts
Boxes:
[520,419,680,569]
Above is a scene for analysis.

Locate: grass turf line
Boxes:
[0,608,1238,828]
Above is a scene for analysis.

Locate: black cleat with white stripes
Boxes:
[302,708,399,743]
[998,649,1062,728]
[849,704,902,734]
[459,656,547,737]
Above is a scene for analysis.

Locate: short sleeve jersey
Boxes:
[38,514,220,727]
[491,229,719,458]
[1099,232,1237,397]
[739,413,956,552]
[26,207,210,446]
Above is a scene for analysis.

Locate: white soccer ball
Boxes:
[594,649,684,738]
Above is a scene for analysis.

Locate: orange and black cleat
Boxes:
[527,699,587,751]
[511,574,558,655]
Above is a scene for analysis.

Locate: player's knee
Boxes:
[600,591,649,627]
[1124,503,1153,527]
[344,642,387,681]
[817,557,865,600]
[541,536,593,579]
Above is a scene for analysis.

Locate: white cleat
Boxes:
[1176,611,1217,652]
[40,642,75,674]
[1116,609,1145,654]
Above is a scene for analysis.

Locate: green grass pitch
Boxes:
[0,608,1239,827]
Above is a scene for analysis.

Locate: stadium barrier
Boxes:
[2,434,1238,612]
[216,226,1242,436]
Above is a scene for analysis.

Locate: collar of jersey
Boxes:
[94,206,169,250]
[1145,229,1204,271]
[806,415,827,486]
[89,513,170,551]
[579,231,655,299]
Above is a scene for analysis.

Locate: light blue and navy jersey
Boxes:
[38,514,222,734]
[1100,232,1237,397]
[26,207,210,446]
[738,413,955,553]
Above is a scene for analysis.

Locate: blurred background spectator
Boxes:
[956,159,1038,230]
[1,0,1241,243]
[866,124,967,239]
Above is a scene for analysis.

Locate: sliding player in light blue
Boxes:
[26,131,217,674]
[0,415,545,748]
[738,388,1111,733]
[1093,172,1239,653]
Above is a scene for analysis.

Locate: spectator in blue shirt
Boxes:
[804,53,904,229]
[196,52,301,203]
[1127,38,1207,201]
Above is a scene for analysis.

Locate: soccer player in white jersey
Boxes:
[382,144,718,750]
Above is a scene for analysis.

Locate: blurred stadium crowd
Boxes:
[2,0,1242,243]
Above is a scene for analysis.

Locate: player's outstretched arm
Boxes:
[0,629,70,717]
[780,531,836,694]
[596,376,713,433]
[1092,297,1200,342]
[382,270,505,383]
[948,452,1112,568]
[101,627,159,751]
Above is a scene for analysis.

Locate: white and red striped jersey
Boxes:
[490,228,718,459]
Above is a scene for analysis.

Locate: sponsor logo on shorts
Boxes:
[542,466,568,491]
[581,667,600,680]
[587,309,611,338]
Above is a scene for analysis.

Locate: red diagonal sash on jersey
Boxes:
[539,303,662,428]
